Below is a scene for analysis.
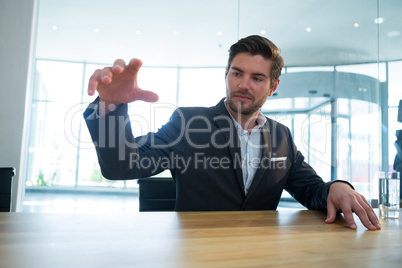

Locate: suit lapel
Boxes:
[213,99,244,195]
[243,122,272,201]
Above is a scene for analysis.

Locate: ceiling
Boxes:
[35,0,402,67]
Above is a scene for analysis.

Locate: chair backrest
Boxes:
[137,177,176,211]
[0,167,15,212]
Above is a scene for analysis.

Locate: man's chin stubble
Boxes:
[228,100,258,115]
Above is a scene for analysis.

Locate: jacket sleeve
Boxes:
[283,128,354,210]
[83,97,185,180]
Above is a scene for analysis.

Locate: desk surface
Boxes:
[0,210,401,268]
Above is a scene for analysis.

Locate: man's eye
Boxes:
[232,72,241,77]
[253,77,263,82]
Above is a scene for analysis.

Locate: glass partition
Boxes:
[261,70,381,200]
[23,0,401,211]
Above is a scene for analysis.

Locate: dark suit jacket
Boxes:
[84,98,339,211]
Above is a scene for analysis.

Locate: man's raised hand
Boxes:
[88,59,159,115]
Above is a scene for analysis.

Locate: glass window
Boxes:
[82,64,108,104]
[178,68,226,107]
[26,60,84,187]
[336,63,386,82]
[293,113,310,161]
[387,60,402,173]
[137,67,178,106]
[78,66,179,186]
[389,107,402,171]
[287,66,335,73]
[349,103,380,197]
[388,61,402,107]
[25,0,397,212]
[33,60,83,102]
[130,67,178,134]
[337,116,351,182]
[262,98,293,113]
[306,106,332,182]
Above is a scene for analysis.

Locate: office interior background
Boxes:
[1,0,401,212]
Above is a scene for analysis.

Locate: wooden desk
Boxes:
[0,210,401,267]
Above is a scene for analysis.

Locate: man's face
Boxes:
[225,52,279,116]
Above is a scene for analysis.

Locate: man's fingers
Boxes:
[87,58,150,102]
[100,67,113,84]
[128,58,143,70]
[327,182,381,231]
[112,59,126,74]
[325,202,337,224]
[367,207,381,229]
[123,58,143,84]
[364,199,381,229]
[342,209,358,230]
[88,69,101,95]
[352,204,377,230]
[127,58,143,77]
[88,61,125,96]
[356,198,381,230]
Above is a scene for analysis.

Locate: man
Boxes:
[84,35,380,230]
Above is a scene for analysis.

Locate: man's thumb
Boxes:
[135,89,159,103]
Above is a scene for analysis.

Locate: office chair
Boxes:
[0,167,15,212]
[137,177,176,211]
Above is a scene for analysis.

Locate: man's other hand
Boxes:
[325,181,381,230]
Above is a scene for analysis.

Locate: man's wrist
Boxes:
[98,99,120,116]
[330,180,355,190]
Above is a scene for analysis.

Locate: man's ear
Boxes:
[269,79,280,96]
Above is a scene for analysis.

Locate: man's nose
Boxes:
[238,76,251,89]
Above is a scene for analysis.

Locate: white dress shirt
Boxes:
[224,101,267,195]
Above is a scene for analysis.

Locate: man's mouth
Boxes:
[233,94,253,102]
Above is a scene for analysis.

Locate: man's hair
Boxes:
[227,35,284,87]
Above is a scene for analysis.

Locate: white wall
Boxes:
[0,0,36,211]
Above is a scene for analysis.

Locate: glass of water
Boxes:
[379,171,400,218]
